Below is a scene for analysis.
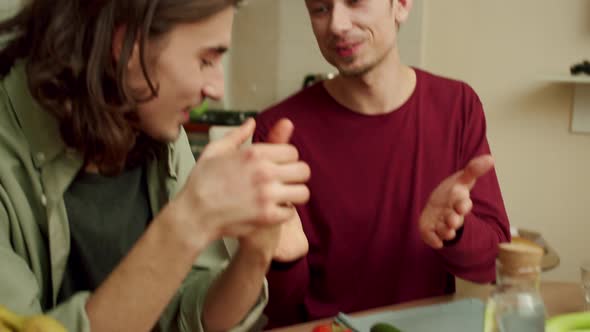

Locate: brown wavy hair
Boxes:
[0,0,241,175]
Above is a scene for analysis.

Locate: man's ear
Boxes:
[394,0,413,25]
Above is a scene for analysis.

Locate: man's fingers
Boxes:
[275,162,311,183]
[224,118,256,144]
[261,183,310,206]
[275,184,311,205]
[457,155,495,188]
[444,212,464,231]
[245,144,299,164]
[253,118,309,222]
[257,204,297,225]
[423,231,443,249]
[267,119,294,144]
[202,118,256,157]
[453,198,473,216]
[435,220,453,240]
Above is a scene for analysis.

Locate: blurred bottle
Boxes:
[485,242,546,332]
[301,73,336,89]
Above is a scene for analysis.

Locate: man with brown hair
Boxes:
[0,1,310,331]
[255,0,510,327]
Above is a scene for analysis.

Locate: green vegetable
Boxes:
[483,298,497,332]
[370,322,402,332]
[546,312,590,332]
[190,99,209,120]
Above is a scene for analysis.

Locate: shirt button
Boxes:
[40,194,47,207]
[36,152,46,163]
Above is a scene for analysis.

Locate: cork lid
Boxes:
[498,242,544,277]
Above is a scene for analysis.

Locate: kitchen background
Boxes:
[1,0,589,283]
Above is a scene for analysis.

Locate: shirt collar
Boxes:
[2,62,66,168]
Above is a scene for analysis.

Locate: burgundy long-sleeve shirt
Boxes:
[253,69,510,328]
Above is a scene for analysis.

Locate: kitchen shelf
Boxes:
[545,74,590,134]
[544,75,590,84]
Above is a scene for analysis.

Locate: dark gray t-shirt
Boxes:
[58,165,152,302]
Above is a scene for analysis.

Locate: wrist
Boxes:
[154,196,215,259]
[236,242,274,271]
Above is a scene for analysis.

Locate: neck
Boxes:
[324,49,416,115]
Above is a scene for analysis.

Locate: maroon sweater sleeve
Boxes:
[438,88,511,283]
[253,117,311,326]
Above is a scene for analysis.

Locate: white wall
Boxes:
[275,1,335,102]
[227,0,281,110]
[398,0,424,67]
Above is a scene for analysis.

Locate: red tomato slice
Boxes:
[312,323,333,332]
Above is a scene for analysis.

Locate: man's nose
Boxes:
[329,3,353,36]
[202,64,225,101]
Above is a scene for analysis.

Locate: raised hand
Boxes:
[418,155,495,249]
[175,118,310,244]
[271,211,309,262]
[239,119,310,262]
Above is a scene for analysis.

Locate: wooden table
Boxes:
[269,281,585,332]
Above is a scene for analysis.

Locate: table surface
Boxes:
[268,281,585,332]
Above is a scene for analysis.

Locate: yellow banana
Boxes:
[20,315,67,332]
[0,320,15,332]
[0,305,24,331]
[0,305,66,332]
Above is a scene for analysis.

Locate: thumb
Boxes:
[202,118,256,157]
[221,117,256,146]
[267,118,294,145]
[457,154,495,188]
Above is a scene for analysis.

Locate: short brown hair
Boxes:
[0,0,240,174]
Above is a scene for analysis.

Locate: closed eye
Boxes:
[200,58,213,69]
[199,46,228,69]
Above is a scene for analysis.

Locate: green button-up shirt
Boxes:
[0,63,267,332]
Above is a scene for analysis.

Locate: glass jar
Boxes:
[486,242,546,332]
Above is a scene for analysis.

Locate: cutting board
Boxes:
[335,298,485,332]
